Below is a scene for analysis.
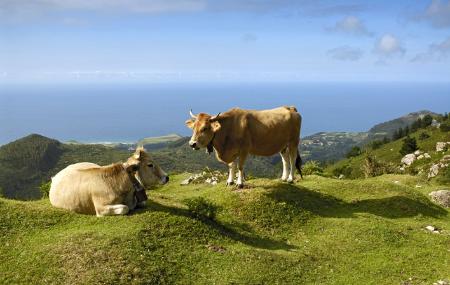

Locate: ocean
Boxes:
[1,82,449,145]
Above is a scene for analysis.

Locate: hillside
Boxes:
[301,132,368,162]
[1,174,449,284]
[327,126,450,181]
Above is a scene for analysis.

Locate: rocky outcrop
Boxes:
[180,169,226,186]
[436,142,450,152]
[429,190,450,208]
[428,155,450,179]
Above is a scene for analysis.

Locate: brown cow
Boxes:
[49,147,169,216]
[185,106,302,188]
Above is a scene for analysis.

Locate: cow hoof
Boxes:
[287,179,294,184]
[226,181,235,186]
[237,184,244,189]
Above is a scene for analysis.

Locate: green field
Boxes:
[1,174,449,284]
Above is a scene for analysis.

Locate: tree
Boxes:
[440,122,450,132]
[419,132,430,140]
[399,136,418,156]
[346,146,362,158]
[422,115,433,127]
[370,140,383,150]
[382,136,390,144]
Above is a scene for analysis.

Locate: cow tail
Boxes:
[295,150,303,179]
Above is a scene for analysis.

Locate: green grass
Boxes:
[1,174,449,284]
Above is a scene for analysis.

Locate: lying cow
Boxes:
[186,106,302,188]
[49,147,169,216]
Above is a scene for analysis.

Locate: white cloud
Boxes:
[411,36,450,62]
[421,0,450,28]
[327,16,372,37]
[374,34,405,57]
[327,46,363,61]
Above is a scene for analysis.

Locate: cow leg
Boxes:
[227,161,236,186]
[95,204,129,217]
[280,149,289,181]
[287,146,298,183]
[237,153,248,188]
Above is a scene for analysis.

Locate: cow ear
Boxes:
[185,119,195,129]
[211,121,221,132]
[134,149,143,160]
[123,162,139,173]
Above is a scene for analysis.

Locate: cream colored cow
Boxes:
[49,147,168,216]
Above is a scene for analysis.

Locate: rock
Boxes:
[399,167,405,171]
[417,154,424,160]
[428,164,440,179]
[424,153,431,159]
[434,280,450,285]
[425,225,435,232]
[442,155,450,162]
[338,174,344,179]
[211,181,218,185]
[393,180,400,184]
[436,142,450,152]
[414,150,422,156]
[401,154,416,166]
[180,177,193,185]
[429,190,450,208]
[415,185,422,188]
[431,119,441,128]
[205,178,212,184]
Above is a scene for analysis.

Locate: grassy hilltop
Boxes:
[1,174,449,284]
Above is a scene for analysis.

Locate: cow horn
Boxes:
[189,109,197,119]
[210,112,221,121]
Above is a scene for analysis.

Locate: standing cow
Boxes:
[49,147,169,216]
[186,106,302,188]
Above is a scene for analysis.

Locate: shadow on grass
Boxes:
[136,200,296,251]
[263,183,447,219]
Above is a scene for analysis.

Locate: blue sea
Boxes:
[1,82,449,145]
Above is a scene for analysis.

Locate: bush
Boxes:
[302,161,324,176]
[361,153,396,178]
[370,140,384,150]
[418,132,430,140]
[39,181,51,198]
[332,163,353,178]
[399,136,418,156]
[440,122,450,132]
[184,197,218,221]
[346,146,362,158]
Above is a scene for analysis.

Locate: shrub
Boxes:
[302,161,324,176]
[399,136,418,156]
[422,114,433,127]
[332,163,353,178]
[440,122,450,132]
[184,197,218,221]
[370,140,384,150]
[418,132,430,140]
[361,153,396,178]
[346,146,362,158]
[39,181,51,198]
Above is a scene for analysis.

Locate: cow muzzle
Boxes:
[161,175,169,185]
[189,141,200,150]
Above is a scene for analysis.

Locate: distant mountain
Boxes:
[367,110,438,140]
[137,134,183,150]
[302,110,439,163]
[301,132,368,163]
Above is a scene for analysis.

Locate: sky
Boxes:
[1,0,450,83]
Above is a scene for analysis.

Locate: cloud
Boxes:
[327,16,372,37]
[303,4,365,17]
[327,46,363,61]
[419,0,450,28]
[411,36,450,62]
[374,34,405,57]
[241,33,257,42]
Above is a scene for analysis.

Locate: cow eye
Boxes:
[148,163,154,168]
